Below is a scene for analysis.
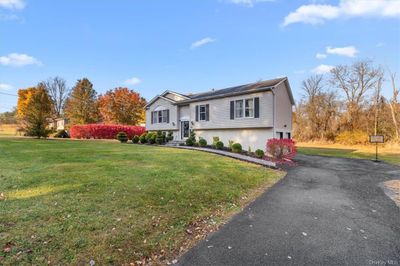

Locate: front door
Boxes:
[181,121,190,139]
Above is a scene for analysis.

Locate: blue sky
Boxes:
[1,0,399,112]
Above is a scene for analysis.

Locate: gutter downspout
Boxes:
[271,88,276,138]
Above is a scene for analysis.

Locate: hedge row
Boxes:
[70,124,145,139]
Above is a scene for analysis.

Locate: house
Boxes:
[145,77,294,151]
[49,118,69,131]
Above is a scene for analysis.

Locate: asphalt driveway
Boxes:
[178,154,400,266]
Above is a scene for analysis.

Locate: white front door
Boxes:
[180,121,190,140]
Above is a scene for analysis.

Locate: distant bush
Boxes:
[231,143,242,153]
[116,132,128,143]
[139,133,147,144]
[228,140,234,150]
[166,131,174,141]
[266,138,296,161]
[212,136,220,148]
[155,131,165,145]
[70,124,145,139]
[186,138,194,146]
[215,141,224,150]
[147,133,156,144]
[255,149,265,158]
[336,130,369,145]
[132,135,140,143]
[198,138,207,147]
[54,130,70,138]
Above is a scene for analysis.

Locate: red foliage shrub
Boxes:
[266,138,297,162]
[70,124,145,140]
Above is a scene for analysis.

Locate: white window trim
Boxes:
[152,110,168,124]
[235,98,255,119]
[199,104,207,121]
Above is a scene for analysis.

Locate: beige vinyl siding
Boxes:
[145,98,178,131]
[190,91,273,130]
[274,81,293,136]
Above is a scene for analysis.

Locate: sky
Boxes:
[1,0,400,112]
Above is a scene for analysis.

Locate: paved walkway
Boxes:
[177,154,400,266]
[173,146,276,168]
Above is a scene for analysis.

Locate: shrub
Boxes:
[70,124,145,139]
[116,132,128,143]
[155,131,164,145]
[266,138,296,161]
[255,149,265,158]
[147,133,156,144]
[54,130,70,138]
[139,133,147,144]
[336,130,369,145]
[198,138,207,147]
[132,135,140,143]
[185,138,194,146]
[212,136,220,147]
[215,141,224,150]
[231,143,242,153]
[166,131,174,141]
[228,140,234,150]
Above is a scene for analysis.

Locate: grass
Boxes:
[0,137,283,265]
[297,142,400,165]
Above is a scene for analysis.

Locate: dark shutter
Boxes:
[195,105,199,121]
[166,110,170,123]
[254,97,260,118]
[151,111,154,124]
[230,101,234,120]
[206,104,210,121]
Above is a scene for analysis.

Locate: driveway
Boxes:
[178,154,400,266]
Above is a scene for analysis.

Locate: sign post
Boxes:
[369,135,384,162]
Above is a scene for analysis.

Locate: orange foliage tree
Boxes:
[98,87,146,125]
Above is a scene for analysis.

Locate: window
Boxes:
[235,100,243,118]
[199,105,207,121]
[152,110,169,124]
[235,98,254,118]
[245,99,254,118]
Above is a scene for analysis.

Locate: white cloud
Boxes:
[191,37,216,49]
[283,0,400,26]
[326,46,358,57]
[0,0,25,9]
[0,53,41,67]
[316,53,327,59]
[0,83,13,90]
[124,77,141,86]
[312,64,335,74]
[225,0,274,7]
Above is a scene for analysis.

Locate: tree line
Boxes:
[293,60,399,144]
[16,77,147,138]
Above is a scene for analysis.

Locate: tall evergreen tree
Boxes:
[64,78,99,125]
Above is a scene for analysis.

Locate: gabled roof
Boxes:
[145,77,295,108]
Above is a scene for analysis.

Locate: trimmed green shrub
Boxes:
[186,138,194,146]
[147,133,156,144]
[116,132,128,143]
[132,135,140,143]
[156,131,164,145]
[255,149,265,158]
[215,141,224,150]
[166,131,174,141]
[232,143,242,153]
[139,133,147,143]
[198,138,207,147]
[54,130,70,138]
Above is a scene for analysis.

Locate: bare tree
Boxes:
[330,60,384,130]
[42,77,70,118]
[389,72,399,140]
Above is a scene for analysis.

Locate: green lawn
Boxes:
[297,146,400,165]
[0,138,283,265]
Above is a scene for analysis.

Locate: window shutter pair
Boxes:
[195,105,210,121]
[230,97,259,119]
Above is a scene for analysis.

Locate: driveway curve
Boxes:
[178,154,400,266]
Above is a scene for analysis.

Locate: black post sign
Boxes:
[369,135,384,162]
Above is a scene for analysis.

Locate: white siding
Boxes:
[164,93,187,102]
[274,81,293,137]
[145,97,179,131]
[196,129,274,151]
[189,91,274,130]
